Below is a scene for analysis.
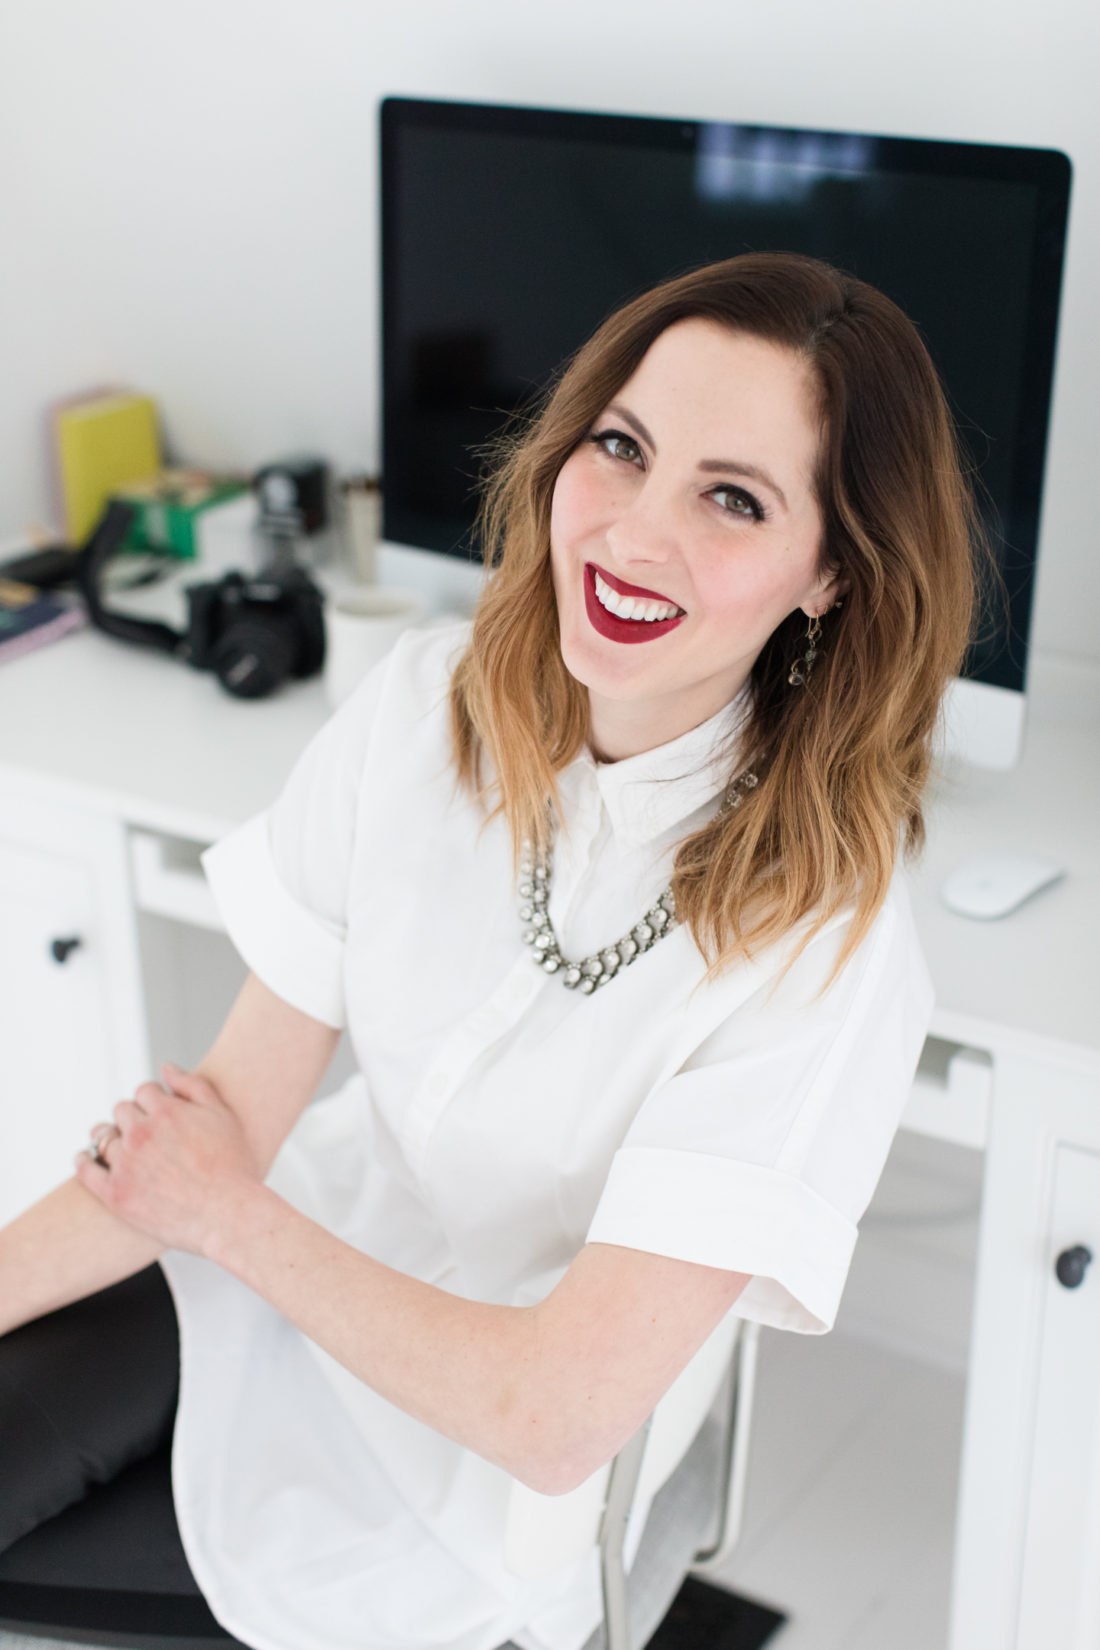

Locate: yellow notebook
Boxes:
[54,392,161,545]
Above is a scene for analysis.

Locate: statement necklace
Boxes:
[518,767,759,994]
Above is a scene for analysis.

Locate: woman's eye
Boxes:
[590,430,643,466]
[710,485,765,522]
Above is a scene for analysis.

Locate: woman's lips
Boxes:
[582,563,686,646]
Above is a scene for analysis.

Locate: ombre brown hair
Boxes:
[448,252,980,983]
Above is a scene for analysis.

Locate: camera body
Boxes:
[182,566,325,699]
[75,499,327,699]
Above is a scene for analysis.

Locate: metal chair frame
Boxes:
[596,1319,761,1650]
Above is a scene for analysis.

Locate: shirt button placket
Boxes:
[405,1067,458,1170]
[404,965,541,1174]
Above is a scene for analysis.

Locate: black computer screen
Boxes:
[381,99,1070,691]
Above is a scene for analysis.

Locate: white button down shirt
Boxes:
[160,619,932,1650]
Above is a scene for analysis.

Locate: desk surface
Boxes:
[1,592,1097,1071]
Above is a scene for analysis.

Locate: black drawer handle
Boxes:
[49,935,83,965]
[1055,1245,1093,1289]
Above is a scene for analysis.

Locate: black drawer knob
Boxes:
[49,935,83,964]
[1055,1245,1093,1289]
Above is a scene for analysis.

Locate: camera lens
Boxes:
[212,617,296,698]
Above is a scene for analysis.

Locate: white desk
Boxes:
[1,600,1098,1650]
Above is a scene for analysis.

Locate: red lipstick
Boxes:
[583,563,686,645]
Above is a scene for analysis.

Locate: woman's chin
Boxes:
[559,639,646,701]
[560,611,655,680]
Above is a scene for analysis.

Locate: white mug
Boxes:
[323,587,428,707]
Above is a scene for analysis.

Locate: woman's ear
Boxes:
[801,568,850,618]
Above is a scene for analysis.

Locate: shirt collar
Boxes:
[557,684,753,851]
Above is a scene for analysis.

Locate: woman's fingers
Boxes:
[83,1083,165,1168]
[82,1121,122,1169]
[112,1098,148,1134]
[83,1124,120,1170]
[161,1062,222,1107]
[131,1080,170,1115]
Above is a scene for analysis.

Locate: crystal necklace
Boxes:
[518,767,758,994]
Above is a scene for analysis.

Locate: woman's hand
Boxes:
[74,1063,263,1258]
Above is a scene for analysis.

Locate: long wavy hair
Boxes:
[448,252,981,983]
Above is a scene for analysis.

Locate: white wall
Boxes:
[1,0,1096,661]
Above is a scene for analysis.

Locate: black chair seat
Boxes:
[0,1444,245,1649]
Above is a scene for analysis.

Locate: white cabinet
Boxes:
[1016,1139,1100,1650]
[950,1055,1100,1650]
[0,785,149,1224]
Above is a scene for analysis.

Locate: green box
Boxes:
[112,469,249,559]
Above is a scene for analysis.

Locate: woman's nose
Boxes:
[604,484,679,567]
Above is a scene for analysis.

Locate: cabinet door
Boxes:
[1016,1142,1100,1650]
[0,791,149,1224]
[949,1058,1100,1650]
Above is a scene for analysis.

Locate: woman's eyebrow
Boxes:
[605,403,655,448]
[604,402,789,512]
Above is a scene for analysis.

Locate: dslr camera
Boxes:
[182,566,325,699]
[76,501,326,699]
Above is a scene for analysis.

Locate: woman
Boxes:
[0,252,976,1650]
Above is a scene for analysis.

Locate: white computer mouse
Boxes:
[940,853,1066,920]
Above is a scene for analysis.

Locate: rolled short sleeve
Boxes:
[200,655,392,1029]
[586,884,933,1334]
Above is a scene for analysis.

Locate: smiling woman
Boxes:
[2,252,979,1650]
[451,251,980,987]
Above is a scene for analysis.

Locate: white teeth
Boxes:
[594,571,680,622]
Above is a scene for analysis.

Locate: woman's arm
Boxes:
[206,1192,752,1496]
[0,1180,165,1340]
[74,1054,750,1497]
[0,974,339,1337]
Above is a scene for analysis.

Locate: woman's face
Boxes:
[549,317,842,761]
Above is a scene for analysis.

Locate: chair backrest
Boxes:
[503,1310,742,1578]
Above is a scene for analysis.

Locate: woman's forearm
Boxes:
[203,1185,747,1500]
[0,1177,165,1337]
[204,1182,553,1491]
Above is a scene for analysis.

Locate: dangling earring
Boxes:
[788,612,823,688]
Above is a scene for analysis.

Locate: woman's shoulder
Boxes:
[814,864,931,1028]
[746,863,929,1023]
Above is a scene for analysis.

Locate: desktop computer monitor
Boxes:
[379,96,1071,768]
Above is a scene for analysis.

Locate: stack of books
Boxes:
[0,578,86,664]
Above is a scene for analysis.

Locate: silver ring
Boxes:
[88,1123,121,1167]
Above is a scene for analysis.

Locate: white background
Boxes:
[1,0,1096,662]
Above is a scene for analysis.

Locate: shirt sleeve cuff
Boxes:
[201,812,347,1029]
[585,1145,858,1335]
